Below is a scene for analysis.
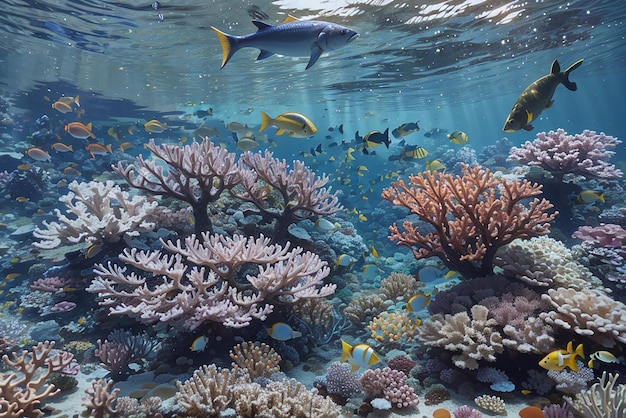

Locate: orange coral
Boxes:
[382,164,556,278]
[368,311,420,343]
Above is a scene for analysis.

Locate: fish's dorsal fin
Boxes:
[282,15,299,24]
[550,59,561,74]
[252,20,273,31]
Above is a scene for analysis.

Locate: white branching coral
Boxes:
[416,304,504,369]
[88,233,335,329]
[573,372,626,418]
[33,180,157,250]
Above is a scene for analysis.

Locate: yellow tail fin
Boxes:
[211,26,233,69]
[259,111,273,133]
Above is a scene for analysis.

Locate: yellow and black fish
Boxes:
[392,121,420,138]
[503,58,584,132]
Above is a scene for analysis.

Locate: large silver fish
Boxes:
[502,58,584,132]
[211,17,359,70]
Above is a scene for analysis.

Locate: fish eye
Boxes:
[340,29,347,35]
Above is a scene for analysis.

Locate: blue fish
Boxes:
[211,17,359,70]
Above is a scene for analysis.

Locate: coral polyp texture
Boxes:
[88,233,335,329]
[33,180,157,250]
[382,164,556,278]
[508,129,622,181]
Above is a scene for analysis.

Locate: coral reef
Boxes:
[323,361,363,398]
[114,137,240,235]
[508,129,622,181]
[540,287,626,347]
[82,378,120,418]
[382,164,556,278]
[233,150,342,241]
[473,394,506,415]
[95,329,156,380]
[0,341,76,418]
[417,304,504,369]
[572,371,626,418]
[495,236,601,289]
[359,367,419,409]
[229,341,281,379]
[33,180,157,250]
[89,233,335,329]
[368,311,420,343]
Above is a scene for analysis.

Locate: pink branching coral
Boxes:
[0,341,76,418]
[382,164,556,278]
[82,378,119,418]
[508,129,622,181]
[359,367,419,409]
[88,233,335,329]
[114,138,241,235]
[233,150,342,241]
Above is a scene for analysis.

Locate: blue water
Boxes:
[0,0,625,417]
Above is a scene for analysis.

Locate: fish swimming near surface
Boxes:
[211,17,359,70]
[503,59,584,132]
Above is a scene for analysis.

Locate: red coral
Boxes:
[382,165,556,278]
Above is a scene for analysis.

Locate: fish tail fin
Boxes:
[340,339,351,361]
[561,59,584,91]
[211,26,238,69]
[259,111,272,133]
[599,192,605,203]
[574,343,585,360]
[74,95,80,107]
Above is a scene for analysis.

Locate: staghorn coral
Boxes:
[0,341,75,418]
[233,150,342,241]
[33,180,157,250]
[230,341,281,379]
[82,378,120,418]
[88,233,335,329]
[540,287,626,347]
[114,137,240,235]
[495,236,601,289]
[382,164,556,278]
[508,129,622,181]
[417,304,504,369]
[572,371,626,418]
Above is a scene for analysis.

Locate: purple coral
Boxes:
[453,405,483,418]
[508,129,622,181]
[572,223,626,247]
[324,362,362,398]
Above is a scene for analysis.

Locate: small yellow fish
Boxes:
[119,142,134,152]
[17,163,32,171]
[259,111,317,138]
[448,131,469,145]
[144,119,168,133]
[340,339,380,372]
[370,245,379,258]
[539,341,584,371]
[15,196,29,203]
[520,389,532,395]
[358,213,367,222]
[577,190,604,204]
[425,159,446,171]
[5,273,20,281]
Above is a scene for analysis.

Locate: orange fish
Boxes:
[51,143,74,152]
[25,147,51,162]
[56,96,80,106]
[85,143,112,158]
[63,167,82,176]
[52,101,73,113]
[65,122,95,139]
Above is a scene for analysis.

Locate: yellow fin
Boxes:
[211,26,232,68]
[525,109,533,123]
[259,111,272,133]
[282,15,299,23]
